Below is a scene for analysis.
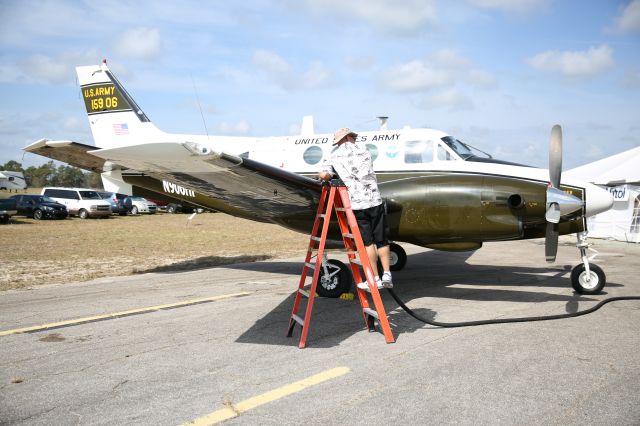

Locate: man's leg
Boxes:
[378,245,390,272]
[365,244,379,277]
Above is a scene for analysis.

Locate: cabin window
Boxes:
[303,146,323,165]
[366,144,379,162]
[404,140,434,164]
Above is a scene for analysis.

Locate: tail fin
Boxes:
[76,60,166,149]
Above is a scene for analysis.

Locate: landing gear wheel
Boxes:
[389,243,407,271]
[317,259,352,298]
[571,263,605,295]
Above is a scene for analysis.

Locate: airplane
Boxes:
[24,60,614,298]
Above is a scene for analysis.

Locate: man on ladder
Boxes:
[319,127,393,290]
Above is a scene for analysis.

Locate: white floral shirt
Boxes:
[320,141,382,210]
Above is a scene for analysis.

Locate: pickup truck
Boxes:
[0,198,17,224]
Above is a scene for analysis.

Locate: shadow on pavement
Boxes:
[234,249,618,348]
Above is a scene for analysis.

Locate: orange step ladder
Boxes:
[286,180,395,348]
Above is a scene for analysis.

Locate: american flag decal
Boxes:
[112,123,129,135]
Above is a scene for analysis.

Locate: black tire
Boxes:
[0,216,8,224]
[378,242,408,272]
[33,209,43,220]
[78,209,89,219]
[131,206,138,215]
[571,263,606,295]
[389,243,407,271]
[317,259,352,298]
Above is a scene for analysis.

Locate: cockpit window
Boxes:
[441,136,473,159]
[436,143,454,161]
[404,140,434,164]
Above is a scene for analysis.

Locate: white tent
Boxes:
[565,146,640,243]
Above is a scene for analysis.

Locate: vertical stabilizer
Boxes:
[76,61,166,149]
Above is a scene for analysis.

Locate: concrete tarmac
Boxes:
[1,237,639,425]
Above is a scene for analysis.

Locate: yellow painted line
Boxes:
[182,366,351,426]
[0,292,251,337]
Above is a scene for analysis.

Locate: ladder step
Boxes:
[304,262,316,270]
[310,236,322,242]
[316,213,326,218]
[342,232,354,239]
[298,289,310,298]
[335,207,346,212]
[291,314,305,326]
[363,308,379,319]
[350,258,362,266]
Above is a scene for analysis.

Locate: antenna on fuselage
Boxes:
[377,116,388,131]
[191,74,210,140]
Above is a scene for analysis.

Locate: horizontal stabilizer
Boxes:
[24,139,108,173]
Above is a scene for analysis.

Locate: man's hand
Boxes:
[318,171,332,181]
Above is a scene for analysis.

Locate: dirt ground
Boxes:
[0,212,309,291]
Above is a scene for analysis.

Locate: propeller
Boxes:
[544,124,584,262]
[545,124,562,262]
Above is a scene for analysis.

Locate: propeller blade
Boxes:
[545,221,559,263]
[549,124,562,188]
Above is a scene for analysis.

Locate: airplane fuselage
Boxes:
[105,127,609,251]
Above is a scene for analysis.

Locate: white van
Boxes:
[41,187,112,219]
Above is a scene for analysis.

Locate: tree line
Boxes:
[1,160,102,189]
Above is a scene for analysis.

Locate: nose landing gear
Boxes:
[571,231,606,294]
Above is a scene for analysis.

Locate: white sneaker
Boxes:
[381,272,393,288]
[357,278,384,291]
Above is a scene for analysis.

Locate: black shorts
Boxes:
[353,203,389,248]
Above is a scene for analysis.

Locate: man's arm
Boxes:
[318,158,335,181]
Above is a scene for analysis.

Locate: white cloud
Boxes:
[381,49,496,93]
[416,88,474,111]
[14,50,102,85]
[615,0,640,32]
[251,49,331,91]
[293,0,437,35]
[217,120,250,135]
[468,69,497,88]
[113,27,162,61]
[383,60,452,92]
[621,68,640,88]
[468,0,552,15]
[526,45,614,78]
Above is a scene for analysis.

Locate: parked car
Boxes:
[123,196,157,215]
[98,191,129,215]
[41,187,112,219]
[0,198,17,224]
[10,194,68,220]
[146,197,205,214]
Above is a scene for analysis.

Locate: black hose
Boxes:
[387,288,640,328]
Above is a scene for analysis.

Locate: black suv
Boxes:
[10,194,68,220]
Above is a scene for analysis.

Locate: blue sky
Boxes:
[1,0,639,169]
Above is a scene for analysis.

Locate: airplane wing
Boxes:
[23,139,108,173]
[89,142,322,220]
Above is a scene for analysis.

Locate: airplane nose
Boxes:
[585,183,614,217]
